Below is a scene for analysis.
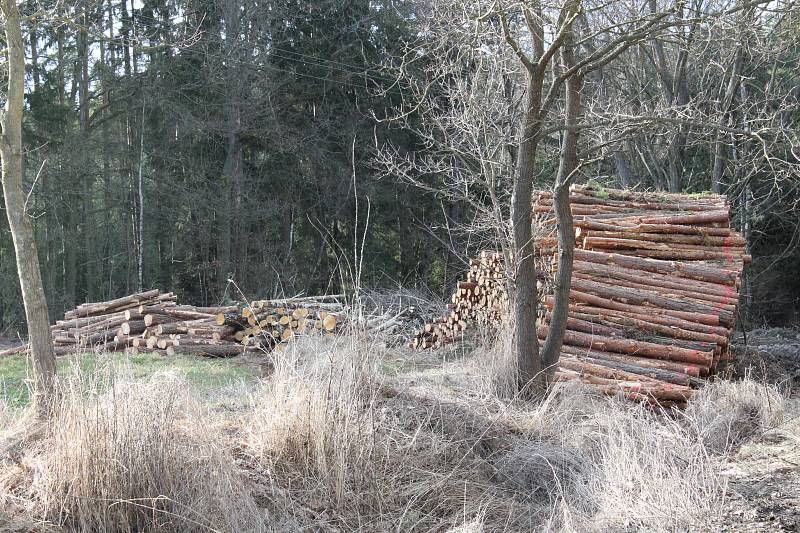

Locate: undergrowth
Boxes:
[0,336,786,532]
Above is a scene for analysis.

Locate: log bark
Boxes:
[121,320,146,335]
[577,229,744,247]
[143,313,178,327]
[166,344,247,358]
[564,308,728,346]
[575,249,738,285]
[64,290,162,319]
[570,259,739,301]
[558,343,703,377]
[570,273,737,322]
[538,324,714,367]
[568,288,723,327]
[569,277,734,326]
[215,312,249,329]
[545,297,730,337]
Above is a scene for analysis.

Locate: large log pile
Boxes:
[412,185,747,407]
[0,291,344,358]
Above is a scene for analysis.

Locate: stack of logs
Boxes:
[215,295,341,352]
[0,291,343,358]
[413,185,747,408]
[410,252,510,349]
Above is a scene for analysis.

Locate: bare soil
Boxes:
[714,329,800,532]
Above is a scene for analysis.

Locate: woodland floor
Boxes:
[712,328,800,532]
[0,329,799,532]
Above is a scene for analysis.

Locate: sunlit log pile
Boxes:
[409,251,511,349]
[413,185,748,407]
[215,295,343,352]
[0,291,344,358]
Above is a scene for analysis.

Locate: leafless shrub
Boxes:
[684,377,785,454]
[4,361,264,532]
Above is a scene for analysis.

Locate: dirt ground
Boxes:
[713,329,800,532]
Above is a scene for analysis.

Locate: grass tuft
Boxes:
[2,358,264,532]
[684,377,785,454]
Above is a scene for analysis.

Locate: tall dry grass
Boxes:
[684,375,785,454]
[246,335,559,530]
[1,359,264,532]
[246,334,787,531]
[0,335,788,532]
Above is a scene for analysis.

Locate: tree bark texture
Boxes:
[540,23,581,384]
[0,0,57,408]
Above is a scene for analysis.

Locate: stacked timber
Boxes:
[537,186,751,266]
[0,291,345,359]
[413,185,747,408]
[410,252,511,349]
[534,186,746,407]
[215,295,344,352]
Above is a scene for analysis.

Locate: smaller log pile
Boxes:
[0,291,344,359]
[410,252,510,349]
[215,295,343,352]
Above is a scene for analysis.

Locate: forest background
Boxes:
[1,0,798,335]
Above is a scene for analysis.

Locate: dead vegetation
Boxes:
[685,376,785,455]
[0,335,788,532]
[1,360,265,532]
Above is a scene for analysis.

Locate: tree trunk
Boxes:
[30,23,41,90]
[137,104,146,292]
[0,0,57,409]
[511,76,544,394]
[79,8,96,300]
[222,119,241,282]
[612,150,634,188]
[540,33,582,384]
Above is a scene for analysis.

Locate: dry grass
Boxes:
[684,376,785,454]
[246,335,560,530]
[0,336,789,532]
[1,358,264,532]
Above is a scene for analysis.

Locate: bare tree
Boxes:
[379,0,705,395]
[0,0,57,409]
[494,0,583,394]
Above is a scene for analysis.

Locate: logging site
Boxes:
[1,1,800,532]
